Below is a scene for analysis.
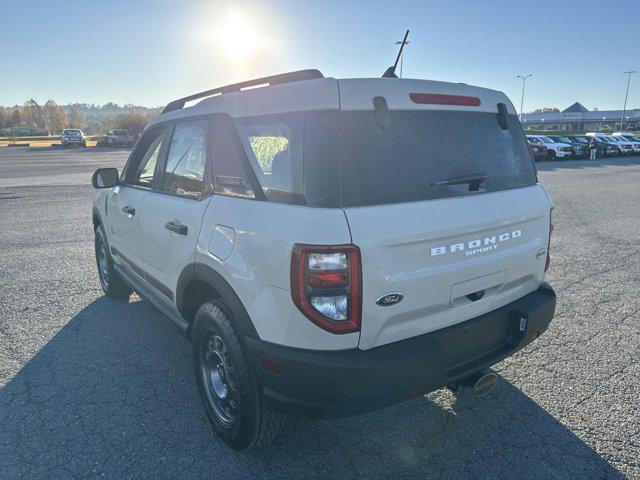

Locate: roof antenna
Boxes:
[382,30,410,78]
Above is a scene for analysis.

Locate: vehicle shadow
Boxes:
[0,297,624,479]
[536,155,640,171]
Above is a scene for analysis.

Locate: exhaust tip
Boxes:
[472,372,498,396]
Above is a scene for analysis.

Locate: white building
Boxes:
[520,102,640,132]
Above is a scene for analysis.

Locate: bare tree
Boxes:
[114,112,155,136]
[43,100,67,133]
[23,99,45,128]
[66,107,85,129]
[0,106,8,129]
[11,108,23,127]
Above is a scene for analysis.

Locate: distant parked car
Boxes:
[60,129,86,148]
[588,136,620,157]
[528,141,548,161]
[606,135,637,155]
[570,135,610,158]
[586,133,633,156]
[612,132,640,154]
[526,135,573,160]
[106,129,136,148]
[548,135,589,159]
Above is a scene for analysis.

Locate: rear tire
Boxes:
[192,300,290,451]
[94,225,131,299]
[546,150,556,161]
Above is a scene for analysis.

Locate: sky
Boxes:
[2,0,640,112]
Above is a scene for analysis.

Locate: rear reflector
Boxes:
[261,359,281,374]
[409,93,481,106]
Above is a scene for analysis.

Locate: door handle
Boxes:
[165,221,188,236]
[122,206,135,216]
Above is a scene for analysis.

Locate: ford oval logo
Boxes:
[376,292,404,307]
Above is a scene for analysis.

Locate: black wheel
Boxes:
[94,225,131,299]
[192,300,290,451]
[82,142,87,148]
[546,150,556,161]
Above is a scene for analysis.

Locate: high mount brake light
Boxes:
[290,244,362,334]
[409,93,481,106]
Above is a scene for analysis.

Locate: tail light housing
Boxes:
[545,210,554,272]
[291,244,362,334]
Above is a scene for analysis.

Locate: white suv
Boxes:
[526,135,573,160]
[91,70,556,450]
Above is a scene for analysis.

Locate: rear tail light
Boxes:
[291,244,362,334]
[545,210,554,272]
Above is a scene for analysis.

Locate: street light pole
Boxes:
[621,70,636,132]
[517,74,532,122]
[395,39,410,78]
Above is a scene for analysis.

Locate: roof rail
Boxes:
[162,69,324,114]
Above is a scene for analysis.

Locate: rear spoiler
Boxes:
[162,69,324,114]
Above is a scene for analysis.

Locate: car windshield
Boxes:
[606,136,620,142]
[539,136,554,143]
[573,136,588,143]
[557,137,572,143]
[65,130,81,135]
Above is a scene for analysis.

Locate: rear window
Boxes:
[229,109,536,208]
[337,110,537,207]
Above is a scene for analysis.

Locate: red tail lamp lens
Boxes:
[291,244,362,334]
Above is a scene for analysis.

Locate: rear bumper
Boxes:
[246,283,556,418]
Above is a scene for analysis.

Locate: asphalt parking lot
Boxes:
[1,147,639,479]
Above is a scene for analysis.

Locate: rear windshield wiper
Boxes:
[432,174,488,191]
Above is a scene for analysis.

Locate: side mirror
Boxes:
[92,168,119,188]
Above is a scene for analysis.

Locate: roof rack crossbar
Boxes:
[162,69,324,114]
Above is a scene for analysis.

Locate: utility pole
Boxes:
[395,38,410,78]
[621,71,636,132]
[517,74,532,121]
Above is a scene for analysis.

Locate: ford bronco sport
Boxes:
[91,69,556,450]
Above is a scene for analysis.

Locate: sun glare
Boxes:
[216,11,260,60]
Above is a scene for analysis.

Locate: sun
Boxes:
[216,11,260,60]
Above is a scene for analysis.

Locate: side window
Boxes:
[162,119,210,198]
[211,116,256,199]
[126,129,165,188]
[234,113,304,204]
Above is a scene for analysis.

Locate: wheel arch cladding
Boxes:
[176,262,259,339]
